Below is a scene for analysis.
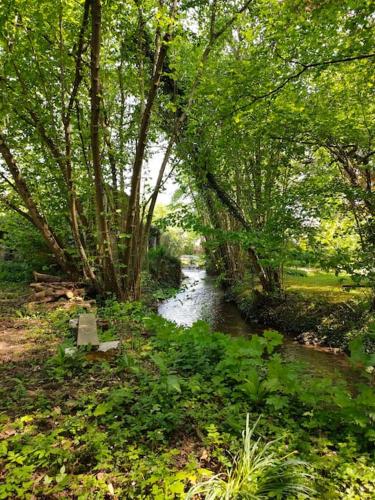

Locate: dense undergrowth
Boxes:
[0,300,374,499]
[147,247,182,290]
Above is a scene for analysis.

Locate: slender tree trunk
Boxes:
[202,169,275,292]
[135,137,175,293]
[63,0,97,285]
[64,121,97,283]
[90,0,120,294]
[126,1,253,298]
[123,1,177,298]
[0,134,76,275]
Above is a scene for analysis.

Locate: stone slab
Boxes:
[77,313,99,346]
[98,341,120,352]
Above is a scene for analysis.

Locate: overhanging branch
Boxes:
[230,52,375,116]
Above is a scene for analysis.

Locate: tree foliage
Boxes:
[0,0,373,298]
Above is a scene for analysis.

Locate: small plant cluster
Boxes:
[0,302,374,498]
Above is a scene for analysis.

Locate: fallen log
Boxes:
[32,290,48,300]
[29,283,47,291]
[30,282,77,289]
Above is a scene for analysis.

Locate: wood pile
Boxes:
[27,272,95,309]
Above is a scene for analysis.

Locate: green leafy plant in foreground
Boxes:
[186,414,314,499]
[1,303,375,498]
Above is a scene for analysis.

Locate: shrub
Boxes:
[147,246,182,288]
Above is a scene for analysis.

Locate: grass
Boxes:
[0,281,28,299]
[0,281,29,316]
[186,415,314,499]
[284,268,369,302]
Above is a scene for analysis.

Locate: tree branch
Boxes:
[231,53,375,115]
[0,194,34,225]
[66,0,90,118]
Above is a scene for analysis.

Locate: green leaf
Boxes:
[166,374,181,393]
[94,402,113,416]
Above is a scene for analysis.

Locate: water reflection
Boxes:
[158,268,359,380]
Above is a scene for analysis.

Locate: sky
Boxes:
[145,144,179,205]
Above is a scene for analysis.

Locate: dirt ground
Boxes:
[0,317,54,363]
[0,292,62,418]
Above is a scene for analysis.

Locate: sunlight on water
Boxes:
[159,268,359,381]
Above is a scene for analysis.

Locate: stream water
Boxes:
[158,268,359,381]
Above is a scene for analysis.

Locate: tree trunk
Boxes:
[123,1,177,298]
[0,134,76,275]
[90,0,120,294]
[203,169,275,292]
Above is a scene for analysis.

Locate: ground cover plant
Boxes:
[284,268,370,302]
[0,301,374,499]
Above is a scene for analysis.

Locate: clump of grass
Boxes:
[186,415,314,499]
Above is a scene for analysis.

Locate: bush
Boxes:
[187,415,314,499]
[1,304,374,498]
[147,246,182,288]
[0,261,33,282]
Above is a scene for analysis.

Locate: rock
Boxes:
[69,318,79,330]
[98,341,120,352]
[297,331,320,346]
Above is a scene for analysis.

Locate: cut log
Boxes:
[33,271,64,283]
[29,281,87,305]
[31,282,76,289]
[37,296,56,303]
[30,283,47,291]
[33,290,48,300]
[50,288,74,299]
[77,313,99,346]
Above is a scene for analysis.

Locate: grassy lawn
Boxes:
[284,268,370,302]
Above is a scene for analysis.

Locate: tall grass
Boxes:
[186,415,314,499]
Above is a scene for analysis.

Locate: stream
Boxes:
[158,268,359,381]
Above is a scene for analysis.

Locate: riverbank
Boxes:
[159,268,373,381]
[227,269,373,352]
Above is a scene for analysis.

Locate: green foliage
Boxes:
[0,261,32,283]
[147,246,182,288]
[186,415,314,499]
[230,274,369,349]
[1,304,375,497]
[0,0,374,495]
[0,215,61,275]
